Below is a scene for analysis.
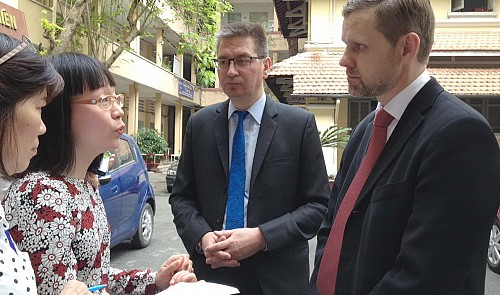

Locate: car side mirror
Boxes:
[99,175,112,186]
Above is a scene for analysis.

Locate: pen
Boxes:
[88,284,107,292]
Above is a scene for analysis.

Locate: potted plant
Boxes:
[319,125,351,190]
[327,174,336,191]
[133,128,168,171]
[319,125,352,149]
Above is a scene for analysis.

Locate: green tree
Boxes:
[40,0,231,77]
[42,0,163,66]
[166,0,232,87]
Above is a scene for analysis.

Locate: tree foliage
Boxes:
[41,0,165,66]
[166,0,232,87]
[40,0,230,77]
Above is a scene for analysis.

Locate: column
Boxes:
[127,83,139,135]
[156,28,163,66]
[174,100,184,155]
[154,93,162,132]
[130,11,141,53]
[162,104,169,155]
[273,7,279,32]
[215,67,220,88]
[176,53,184,78]
[144,100,151,129]
[191,61,197,85]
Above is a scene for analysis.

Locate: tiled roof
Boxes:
[268,51,500,96]
[269,51,346,95]
[430,68,500,95]
[433,30,500,51]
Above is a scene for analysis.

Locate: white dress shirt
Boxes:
[381,70,431,140]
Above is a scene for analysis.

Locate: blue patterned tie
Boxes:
[226,110,249,230]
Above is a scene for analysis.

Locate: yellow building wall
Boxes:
[18,1,51,45]
[3,0,16,7]
[200,88,227,107]
[432,0,453,18]
[310,105,335,132]
[335,97,349,171]
[308,0,500,48]
[432,0,499,18]
[309,0,335,43]
[308,104,337,176]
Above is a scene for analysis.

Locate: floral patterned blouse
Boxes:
[3,171,157,295]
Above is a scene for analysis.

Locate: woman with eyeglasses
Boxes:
[0,34,102,294]
[3,52,196,295]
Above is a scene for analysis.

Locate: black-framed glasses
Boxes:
[73,94,125,111]
[214,56,265,70]
[0,35,37,66]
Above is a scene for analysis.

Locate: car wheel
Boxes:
[488,217,500,274]
[131,203,154,248]
[167,185,172,193]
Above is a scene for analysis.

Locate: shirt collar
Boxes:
[380,70,431,120]
[228,94,266,124]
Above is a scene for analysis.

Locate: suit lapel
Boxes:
[214,101,230,179]
[250,96,278,190]
[354,78,444,208]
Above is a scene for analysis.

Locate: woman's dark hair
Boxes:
[28,52,116,176]
[0,33,64,177]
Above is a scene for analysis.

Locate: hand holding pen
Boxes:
[88,284,107,293]
[59,280,108,295]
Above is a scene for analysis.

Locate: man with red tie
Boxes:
[310,0,500,294]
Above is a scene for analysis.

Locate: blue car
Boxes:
[99,134,156,248]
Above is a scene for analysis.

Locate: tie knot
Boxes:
[374,108,393,128]
[235,110,249,122]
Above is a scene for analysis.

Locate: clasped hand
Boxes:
[201,227,266,269]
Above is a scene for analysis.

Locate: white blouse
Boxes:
[0,204,37,293]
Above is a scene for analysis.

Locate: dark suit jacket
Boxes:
[170,96,330,295]
[310,78,500,295]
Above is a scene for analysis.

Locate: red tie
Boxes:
[317,108,394,295]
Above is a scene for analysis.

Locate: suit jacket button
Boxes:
[216,216,223,224]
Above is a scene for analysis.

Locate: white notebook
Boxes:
[158,280,240,295]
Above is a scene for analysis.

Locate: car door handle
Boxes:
[111,185,119,194]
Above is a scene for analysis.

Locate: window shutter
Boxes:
[488,0,495,10]
[452,0,465,11]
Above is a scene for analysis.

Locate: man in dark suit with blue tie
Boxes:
[169,22,330,295]
[310,1,500,294]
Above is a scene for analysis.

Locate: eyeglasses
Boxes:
[0,35,37,66]
[214,56,265,70]
[73,94,125,111]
